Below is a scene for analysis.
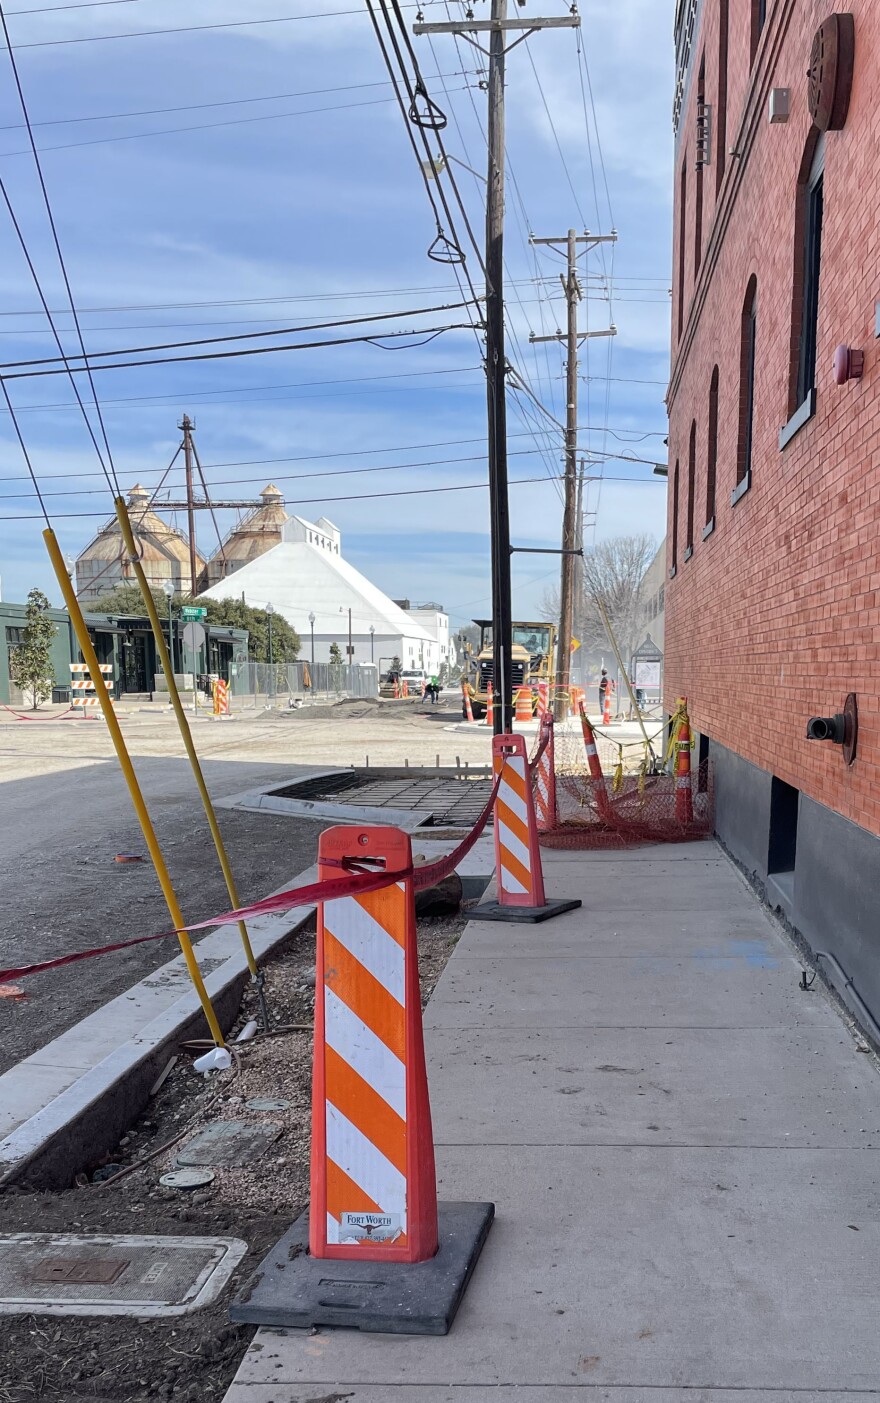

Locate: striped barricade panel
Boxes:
[311,825,438,1265]
[534,716,556,834]
[492,733,546,908]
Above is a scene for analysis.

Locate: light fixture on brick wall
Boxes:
[769,88,790,123]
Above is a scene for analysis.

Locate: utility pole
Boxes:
[180,414,198,597]
[415,2,580,734]
[530,230,616,718]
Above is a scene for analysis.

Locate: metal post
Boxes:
[180,414,199,597]
[370,624,375,663]
[309,611,316,670]
[267,603,275,702]
[486,0,512,735]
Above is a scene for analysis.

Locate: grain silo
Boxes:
[201,484,289,590]
[75,484,204,602]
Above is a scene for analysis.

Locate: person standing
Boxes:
[598,668,609,715]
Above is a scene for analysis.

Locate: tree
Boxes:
[10,588,57,709]
[329,642,343,664]
[541,534,657,667]
[88,584,300,662]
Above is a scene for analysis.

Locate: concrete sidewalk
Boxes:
[224,841,880,1400]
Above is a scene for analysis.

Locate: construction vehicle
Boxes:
[462,620,556,719]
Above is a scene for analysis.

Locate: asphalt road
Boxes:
[0,729,322,1073]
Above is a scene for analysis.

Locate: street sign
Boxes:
[570,636,581,653]
[181,606,207,621]
[182,622,206,653]
[634,660,661,690]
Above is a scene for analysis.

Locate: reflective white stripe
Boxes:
[323,897,405,1005]
[586,744,597,758]
[326,1102,407,1229]
[675,776,691,789]
[326,1210,340,1244]
[324,987,406,1118]
[499,775,528,823]
[499,861,528,895]
[498,820,530,871]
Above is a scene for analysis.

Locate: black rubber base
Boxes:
[469,896,582,924]
[230,1200,494,1336]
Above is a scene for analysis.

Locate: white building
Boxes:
[199,514,440,673]
[395,601,456,674]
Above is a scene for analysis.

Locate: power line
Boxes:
[0,299,481,370]
[0,322,477,380]
[2,5,421,49]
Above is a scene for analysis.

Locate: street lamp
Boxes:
[265,601,275,702]
[162,580,174,681]
[369,624,375,663]
[308,611,315,670]
[63,555,78,690]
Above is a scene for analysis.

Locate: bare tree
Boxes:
[580,535,657,664]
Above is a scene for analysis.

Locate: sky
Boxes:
[0,0,674,632]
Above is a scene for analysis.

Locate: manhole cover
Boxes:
[159,1168,216,1190]
[176,1120,282,1167]
[0,1234,247,1317]
[245,1098,290,1112]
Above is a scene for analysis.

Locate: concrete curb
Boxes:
[0,836,496,1192]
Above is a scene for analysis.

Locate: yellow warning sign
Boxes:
[570,637,581,653]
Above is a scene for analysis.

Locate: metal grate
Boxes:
[0,1234,248,1318]
[270,770,493,827]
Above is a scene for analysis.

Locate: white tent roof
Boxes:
[200,513,433,641]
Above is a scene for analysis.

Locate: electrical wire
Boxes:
[0,300,480,370]
[3,5,422,48]
[0,322,477,380]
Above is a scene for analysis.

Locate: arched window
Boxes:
[670,460,680,576]
[781,133,824,447]
[733,277,757,503]
[716,0,729,193]
[685,420,697,558]
[751,0,767,62]
[705,366,719,530]
[677,159,687,340]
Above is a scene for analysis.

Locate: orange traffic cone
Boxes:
[485,680,494,727]
[515,687,533,723]
[477,734,581,923]
[461,681,475,722]
[602,683,612,725]
[534,714,557,833]
[579,701,614,824]
[231,823,495,1336]
[675,699,694,824]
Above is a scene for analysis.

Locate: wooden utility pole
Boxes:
[415,3,580,734]
[180,414,198,597]
[530,230,616,718]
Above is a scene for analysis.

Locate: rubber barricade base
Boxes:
[230,1200,495,1335]
[468,896,582,924]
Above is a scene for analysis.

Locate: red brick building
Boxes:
[666,3,880,1030]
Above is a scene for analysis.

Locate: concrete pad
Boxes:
[425,952,833,1031]
[228,1145,880,1393]
[425,1025,880,1148]
[529,865,749,912]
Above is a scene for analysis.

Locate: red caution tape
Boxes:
[0,773,501,986]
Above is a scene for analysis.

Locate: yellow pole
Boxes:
[114,499,261,986]
[44,527,225,1047]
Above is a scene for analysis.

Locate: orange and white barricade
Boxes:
[71,662,112,717]
[393,679,400,699]
[402,680,409,698]
[533,714,556,833]
[461,681,475,723]
[579,702,614,824]
[535,681,549,720]
[212,678,231,718]
[478,733,580,923]
[675,698,694,824]
[485,680,494,727]
[515,687,533,723]
[228,823,495,1336]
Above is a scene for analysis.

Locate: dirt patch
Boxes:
[0,910,466,1403]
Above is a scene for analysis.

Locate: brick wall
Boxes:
[666,1,880,833]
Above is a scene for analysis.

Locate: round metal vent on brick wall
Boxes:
[808,14,855,132]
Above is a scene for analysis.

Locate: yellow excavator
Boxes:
[462,620,556,719]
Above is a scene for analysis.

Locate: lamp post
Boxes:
[369,624,375,663]
[265,601,275,705]
[162,580,174,679]
[308,611,315,670]
[63,555,78,693]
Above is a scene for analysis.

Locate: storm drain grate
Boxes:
[270,770,493,826]
[0,1234,248,1317]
